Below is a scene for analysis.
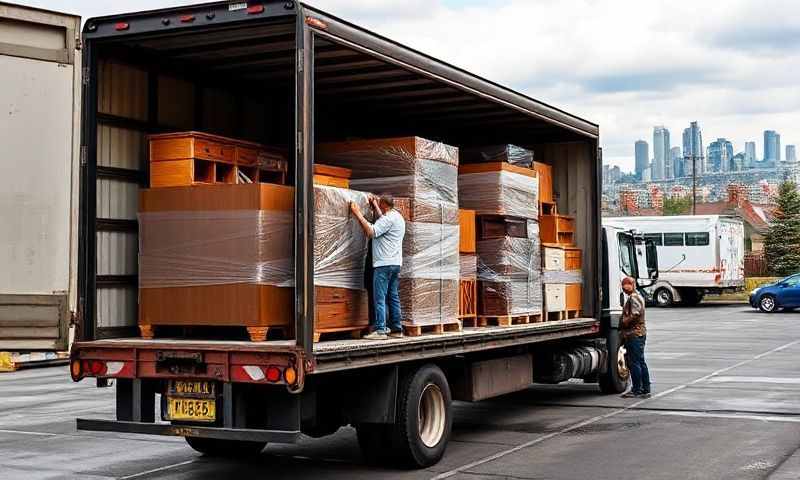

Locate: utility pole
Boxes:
[692,155,697,215]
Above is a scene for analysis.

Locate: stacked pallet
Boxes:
[138,132,374,342]
[318,137,461,336]
[458,149,542,326]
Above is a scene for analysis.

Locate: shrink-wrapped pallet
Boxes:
[318,137,460,326]
[458,162,539,219]
[476,231,543,317]
[461,144,534,168]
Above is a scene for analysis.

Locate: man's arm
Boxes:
[350,201,374,238]
[370,196,384,218]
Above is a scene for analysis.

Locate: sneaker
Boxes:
[637,392,652,399]
[388,331,404,339]
[362,331,388,340]
[620,391,640,399]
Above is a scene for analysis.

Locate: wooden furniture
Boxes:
[459,279,477,319]
[544,283,566,319]
[460,144,534,167]
[148,132,288,187]
[313,163,351,188]
[543,245,566,271]
[565,283,582,318]
[459,209,476,253]
[533,161,555,215]
[458,161,538,178]
[138,183,371,342]
[539,214,575,245]
[478,215,528,240]
[564,247,582,270]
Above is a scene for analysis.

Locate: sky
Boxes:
[26,0,800,172]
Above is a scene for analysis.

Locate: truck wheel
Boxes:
[759,294,778,313]
[391,364,452,468]
[599,332,630,394]
[184,437,266,457]
[654,288,674,307]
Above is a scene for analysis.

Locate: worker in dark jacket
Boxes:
[620,276,651,398]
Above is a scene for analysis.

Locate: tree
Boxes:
[662,196,692,216]
[764,181,800,275]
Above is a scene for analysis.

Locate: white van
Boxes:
[604,215,745,306]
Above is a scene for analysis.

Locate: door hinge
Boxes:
[80,145,88,166]
[82,66,90,85]
[297,48,304,73]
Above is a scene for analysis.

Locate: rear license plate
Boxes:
[166,397,216,422]
[165,380,217,422]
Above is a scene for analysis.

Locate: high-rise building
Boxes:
[634,140,648,180]
[764,130,781,165]
[786,145,797,163]
[745,141,757,168]
[682,121,704,175]
[642,164,652,183]
[670,146,683,177]
[732,152,745,172]
[653,126,670,180]
[707,138,734,173]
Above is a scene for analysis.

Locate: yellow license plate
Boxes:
[169,380,216,396]
[166,397,216,422]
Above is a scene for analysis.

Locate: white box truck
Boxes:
[604,215,745,306]
[0,2,81,367]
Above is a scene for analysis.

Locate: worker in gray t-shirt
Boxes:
[350,194,406,340]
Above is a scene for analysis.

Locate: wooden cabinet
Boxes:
[532,161,553,204]
[478,215,528,240]
[565,247,582,270]
[539,214,575,245]
[566,283,582,312]
[543,246,565,271]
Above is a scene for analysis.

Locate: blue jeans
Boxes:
[625,335,651,394]
[372,265,402,333]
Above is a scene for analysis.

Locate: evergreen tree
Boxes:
[764,181,800,275]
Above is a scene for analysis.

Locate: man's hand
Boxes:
[350,201,361,216]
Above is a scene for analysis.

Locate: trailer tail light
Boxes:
[180,15,195,23]
[70,360,83,381]
[284,366,297,385]
[82,360,107,376]
[265,366,282,383]
[114,22,130,31]
[247,4,265,14]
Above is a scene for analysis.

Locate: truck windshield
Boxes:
[618,233,637,278]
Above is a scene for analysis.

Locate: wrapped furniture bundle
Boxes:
[138,183,373,341]
[458,162,539,219]
[318,137,460,327]
[460,144,534,168]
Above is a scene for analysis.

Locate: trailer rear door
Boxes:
[0,4,81,351]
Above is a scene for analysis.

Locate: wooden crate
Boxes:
[459,278,477,318]
[544,283,566,312]
[459,209,476,253]
[542,244,566,271]
[539,214,575,245]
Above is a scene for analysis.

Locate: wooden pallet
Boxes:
[465,313,542,327]
[546,310,567,321]
[138,324,289,342]
[567,309,581,319]
[403,321,462,337]
[313,326,366,342]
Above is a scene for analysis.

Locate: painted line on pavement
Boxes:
[431,339,800,480]
[646,410,800,423]
[119,459,195,479]
[0,429,58,437]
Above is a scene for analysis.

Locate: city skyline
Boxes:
[627,123,796,176]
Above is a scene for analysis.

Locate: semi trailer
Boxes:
[65,1,658,467]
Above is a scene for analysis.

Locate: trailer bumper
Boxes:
[76,418,301,443]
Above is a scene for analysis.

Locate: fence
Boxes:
[744,252,769,277]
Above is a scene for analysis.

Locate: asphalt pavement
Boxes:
[2,303,800,479]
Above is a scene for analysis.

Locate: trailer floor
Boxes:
[2,304,800,480]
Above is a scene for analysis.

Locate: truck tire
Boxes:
[654,288,674,307]
[184,437,266,457]
[390,364,452,468]
[599,332,630,394]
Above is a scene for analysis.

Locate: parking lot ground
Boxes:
[1,303,799,480]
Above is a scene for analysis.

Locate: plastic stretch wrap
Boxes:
[139,210,294,288]
[460,253,477,280]
[542,270,584,284]
[314,186,373,290]
[459,170,539,219]
[461,144,534,168]
[477,235,543,316]
[319,137,459,208]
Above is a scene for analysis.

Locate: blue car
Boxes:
[749,274,800,313]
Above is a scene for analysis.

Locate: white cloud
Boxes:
[22,0,800,171]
